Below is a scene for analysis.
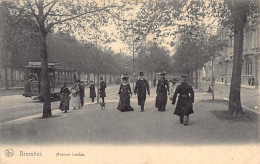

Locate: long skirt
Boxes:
[174,98,194,116]
[71,95,80,108]
[117,92,134,112]
[155,92,167,110]
[59,94,70,111]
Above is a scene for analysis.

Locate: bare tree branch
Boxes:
[34,0,40,9]
[43,0,56,9]
[26,0,39,23]
[43,0,58,21]
[46,5,116,31]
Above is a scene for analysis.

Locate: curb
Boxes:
[223,97,260,115]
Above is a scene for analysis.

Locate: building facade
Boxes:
[204,18,260,89]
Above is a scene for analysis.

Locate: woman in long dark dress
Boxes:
[117,76,134,112]
[155,71,170,111]
[59,83,70,113]
[89,80,96,102]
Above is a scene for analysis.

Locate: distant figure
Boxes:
[248,77,251,86]
[134,71,150,112]
[89,80,96,102]
[70,82,80,110]
[221,77,224,83]
[59,83,70,113]
[28,73,37,81]
[79,81,85,107]
[251,77,255,86]
[155,71,170,111]
[117,76,134,112]
[153,78,156,87]
[169,80,177,101]
[172,75,194,126]
[99,77,107,108]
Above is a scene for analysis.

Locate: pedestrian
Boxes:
[153,78,156,87]
[248,77,251,86]
[169,79,177,101]
[172,75,194,126]
[99,77,106,108]
[155,71,170,111]
[70,82,80,110]
[59,83,70,113]
[89,80,96,103]
[251,77,255,86]
[134,72,150,112]
[117,76,134,112]
[79,80,85,108]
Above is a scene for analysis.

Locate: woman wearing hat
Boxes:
[117,76,134,112]
[155,71,170,111]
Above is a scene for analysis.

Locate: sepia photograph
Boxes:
[0,0,259,163]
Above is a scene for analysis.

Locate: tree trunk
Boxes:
[109,73,112,84]
[97,71,100,103]
[10,68,14,87]
[195,69,198,88]
[40,32,52,118]
[4,67,9,89]
[87,72,90,84]
[228,5,246,115]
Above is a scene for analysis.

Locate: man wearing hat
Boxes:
[99,76,106,108]
[134,72,150,112]
[172,75,194,126]
[155,71,170,111]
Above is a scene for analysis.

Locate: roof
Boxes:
[25,62,75,71]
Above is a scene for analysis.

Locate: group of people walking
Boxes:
[59,77,107,113]
[59,71,195,126]
[59,80,85,113]
[117,71,194,126]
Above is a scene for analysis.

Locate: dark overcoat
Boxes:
[134,79,150,106]
[172,82,194,116]
[79,84,85,98]
[155,79,169,110]
[89,84,96,98]
[99,81,106,97]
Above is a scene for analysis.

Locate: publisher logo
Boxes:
[5,148,14,158]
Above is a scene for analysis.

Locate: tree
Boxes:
[3,0,127,118]
[172,25,228,87]
[0,1,41,89]
[214,0,259,115]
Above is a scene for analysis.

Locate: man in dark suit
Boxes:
[134,72,150,112]
[172,75,194,126]
[79,80,85,108]
[99,77,106,108]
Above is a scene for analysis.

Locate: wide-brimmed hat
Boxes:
[158,71,167,75]
[122,76,129,80]
[181,75,187,78]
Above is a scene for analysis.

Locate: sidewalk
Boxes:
[0,88,258,146]
[199,81,259,113]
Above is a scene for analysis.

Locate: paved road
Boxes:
[0,83,258,145]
